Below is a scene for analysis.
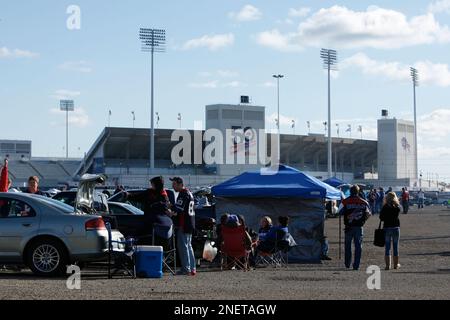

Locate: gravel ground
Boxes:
[1,206,449,300]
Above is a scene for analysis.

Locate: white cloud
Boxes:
[0,47,39,58]
[188,80,245,89]
[59,61,92,73]
[50,89,81,100]
[419,108,450,139]
[217,70,239,78]
[188,81,219,89]
[222,81,246,88]
[229,5,262,22]
[261,81,277,88]
[182,33,234,51]
[418,145,450,158]
[341,53,450,87]
[288,7,311,18]
[257,5,450,50]
[428,0,450,14]
[255,29,302,52]
[50,107,89,128]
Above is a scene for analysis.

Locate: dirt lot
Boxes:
[1,206,449,300]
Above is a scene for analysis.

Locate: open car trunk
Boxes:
[76,174,118,229]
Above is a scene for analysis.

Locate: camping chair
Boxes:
[152,223,177,275]
[220,225,250,271]
[255,230,292,268]
[106,222,136,279]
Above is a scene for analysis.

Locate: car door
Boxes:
[108,203,145,237]
[0,197,40,262]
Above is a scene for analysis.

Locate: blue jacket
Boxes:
[261,226,288,242]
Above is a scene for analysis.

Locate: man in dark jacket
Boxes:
[340,185,371,270]
[170,177,196,276]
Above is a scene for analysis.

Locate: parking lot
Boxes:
[0,206,449,300]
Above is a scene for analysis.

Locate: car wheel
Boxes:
[27,239,68,277]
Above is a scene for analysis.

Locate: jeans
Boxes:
[370,203,376,214]
[375,202,382,214]
[402,201,409,214]
[418,199,424,209]
[176,229,196,273]
[384,228,400,256]
[345,227,364,270]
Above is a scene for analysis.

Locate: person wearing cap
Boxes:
[170,177,196,276]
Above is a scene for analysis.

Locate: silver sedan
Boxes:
[0,192,124,276]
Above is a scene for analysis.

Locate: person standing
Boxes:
[401,187,410,214]
[125,176,173,239]
[380,192,401,270]
[0,159,10,192]
[417,189,425,209]
[340,185,371,270]
[368,189,378,214]
[376,187,385,214]
[170,177,196,276]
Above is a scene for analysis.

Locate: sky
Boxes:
[1,0,450,182]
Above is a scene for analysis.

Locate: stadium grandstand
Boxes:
[74,127,377,188]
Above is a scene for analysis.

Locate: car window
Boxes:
[29,195,75,213]
[52,193,76,207]
[0,198,36,218]
[121,203,144,215]
[109,204,129,215]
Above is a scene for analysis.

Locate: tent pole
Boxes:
[338,213,342,260]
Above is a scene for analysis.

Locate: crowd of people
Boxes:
[0,157,432,273]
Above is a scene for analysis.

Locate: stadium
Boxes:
[1,100,435,191]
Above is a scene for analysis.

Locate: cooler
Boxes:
[135,246,163,278]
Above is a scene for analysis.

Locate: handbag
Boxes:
[373,220,385,247]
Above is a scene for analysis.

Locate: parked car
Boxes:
[0,174,125,277]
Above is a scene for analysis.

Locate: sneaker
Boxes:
[189,269,197,276]
[176,270,190,276]
[321,256,332,261]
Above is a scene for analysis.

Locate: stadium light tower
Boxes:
[140,27,166,174]
[321,48,338,179]
[410,67,419,180]
[60,100,74,159]
[273,74,284,164]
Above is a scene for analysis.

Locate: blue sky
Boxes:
[1,0,450,181]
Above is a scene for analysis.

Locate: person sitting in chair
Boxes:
[257,216,290,253]
[258,216,273,240]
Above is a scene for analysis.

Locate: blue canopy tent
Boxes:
[212,165,342,200]
[212,165,341,262]
[323,176,347,188]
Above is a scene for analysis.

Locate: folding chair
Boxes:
[152,223,177,275]
[106,222,136,279]
[255,230,292,268]
[220,225,250,271]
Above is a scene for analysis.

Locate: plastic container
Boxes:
[135,246,163,278]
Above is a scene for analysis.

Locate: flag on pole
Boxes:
[346,124,351,132]
[357,125,362,132]
[291,120,295,128]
